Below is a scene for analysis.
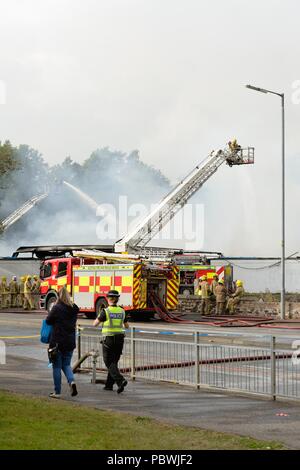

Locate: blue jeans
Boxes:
[52,350,74,394]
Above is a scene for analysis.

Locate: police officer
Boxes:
[93,290,129,393]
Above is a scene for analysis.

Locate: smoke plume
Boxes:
[0,145,170,256]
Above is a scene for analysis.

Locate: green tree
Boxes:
[50,156,82,184]
[0,144,49,220]
[0,140,19,189]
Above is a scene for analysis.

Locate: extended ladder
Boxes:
[0,193,49,231]
[115,144,254,253]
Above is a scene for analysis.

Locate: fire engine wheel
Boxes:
[46,295,57,313]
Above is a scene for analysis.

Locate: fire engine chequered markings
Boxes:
[40,255,181,316]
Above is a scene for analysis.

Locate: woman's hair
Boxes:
[58,286,74,308]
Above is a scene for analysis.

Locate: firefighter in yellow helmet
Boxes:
[199,275,211,316]
[194,275,200,295]
[195,276,202,300]
[19,276,26,308]
[228,139,238,150]
[227,139,242,164]
[32,275,41,310]
[23,275,34,311]
[215,279,227,315]
[210,273,218,314]
[211,273,219,296]
[227,280,245,314]
[9,275,19,308]
[0,276,10,309]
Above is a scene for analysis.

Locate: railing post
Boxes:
[270,335,276,400]
[77,326,81,367]
[194,331,200,389]
[131,326,136,381]
[91,352,97,384]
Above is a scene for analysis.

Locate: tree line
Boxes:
[0,141,170,221]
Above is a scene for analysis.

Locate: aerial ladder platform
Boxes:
[115,142,254,254]
[0,193,49,232]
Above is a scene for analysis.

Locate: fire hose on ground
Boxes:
[149,292,300,329]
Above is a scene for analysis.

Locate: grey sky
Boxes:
[0,0,299,256]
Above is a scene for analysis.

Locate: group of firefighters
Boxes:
[0,275,41,310]
[195,273,244,316]
[0,271,244,316]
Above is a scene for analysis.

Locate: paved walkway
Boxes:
[1,311,300,449]
[1,353,300,449]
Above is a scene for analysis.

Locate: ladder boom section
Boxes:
[0,193,49,230]
[115,145,254,253]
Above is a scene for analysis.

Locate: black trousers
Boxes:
[102,334,125,387]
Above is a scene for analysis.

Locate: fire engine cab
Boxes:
[173,253,233,295]
[40,250,179,319]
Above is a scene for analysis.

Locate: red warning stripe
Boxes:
[78,286,90,293]
[122,286,132,294]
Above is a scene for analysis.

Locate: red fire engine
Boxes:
[40,251,179,318]
[173,253,233,295]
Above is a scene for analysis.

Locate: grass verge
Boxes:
[0,390,284,450]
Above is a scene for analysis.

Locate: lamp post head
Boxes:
[245,84,283,97]
[245,84,268,94]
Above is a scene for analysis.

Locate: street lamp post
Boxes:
[245,84,285,320]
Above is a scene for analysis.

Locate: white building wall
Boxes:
[0,259,40,279]
[214,259,300,293]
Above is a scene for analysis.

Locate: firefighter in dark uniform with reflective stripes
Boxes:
[93,290,129,393]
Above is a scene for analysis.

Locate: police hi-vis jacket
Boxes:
[101,306,126,336]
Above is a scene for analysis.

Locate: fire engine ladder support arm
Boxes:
[0,193,49,231]
[115,145,254,253]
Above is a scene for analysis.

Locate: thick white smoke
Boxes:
[0,147,170,256]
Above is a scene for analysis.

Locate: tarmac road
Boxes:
[1,310,300,449]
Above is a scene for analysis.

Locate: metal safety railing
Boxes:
[77,325,300,401]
